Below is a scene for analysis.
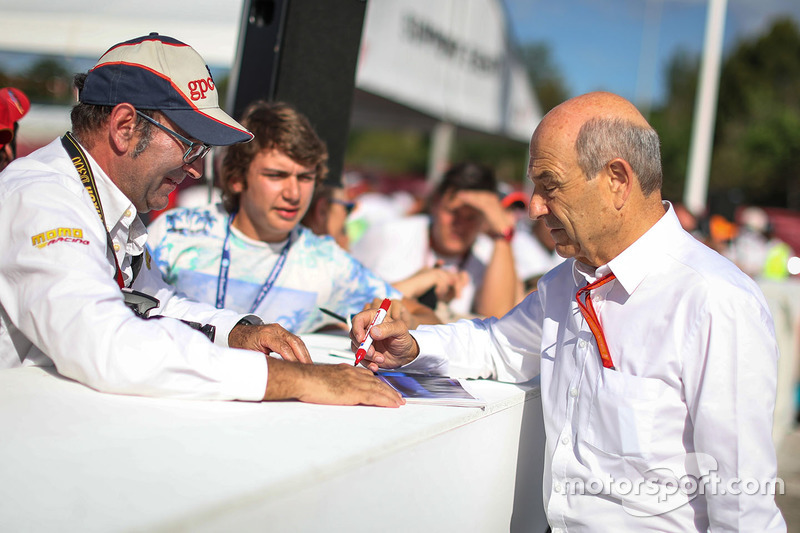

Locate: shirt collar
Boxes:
[572,201,683,295]
[78,139,139,233]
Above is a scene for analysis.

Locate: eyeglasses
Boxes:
[330,198,356,215]
[135,110,212,164]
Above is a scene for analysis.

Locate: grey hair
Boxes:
[130,113,154,158]
[574,117,662,196]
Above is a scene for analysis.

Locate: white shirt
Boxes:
[0,138,268,401]
[407,204,786,531]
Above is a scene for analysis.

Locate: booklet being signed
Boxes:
[376,371,485,408]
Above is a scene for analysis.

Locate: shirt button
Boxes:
[569,388,578,398]
[561,435,570,445]
[579,339,588,348]
[124,209,132,218]
[553,482,563,493]
[113,243,120,252]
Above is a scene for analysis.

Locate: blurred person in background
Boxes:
[500,189,564,293]
[0,87,31,172]
[350,161,522,322]
[301,182,354,250]
[726,206,793,280]
[148,100,437,334]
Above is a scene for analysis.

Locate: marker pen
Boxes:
[354,298,391,366]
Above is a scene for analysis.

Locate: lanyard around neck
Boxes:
[61,132,127,289]
[575,272,617,370]
[215,212,292,312]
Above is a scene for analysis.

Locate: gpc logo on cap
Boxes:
[80,33,252,147]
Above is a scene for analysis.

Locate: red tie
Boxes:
[575,273,617,370]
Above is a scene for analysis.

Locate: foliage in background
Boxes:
[345,129,430,176]
[648,51,700,203]
[5,19,798,211]
[652,17,800,211]
[0,57,231,108]
[345,128,530,188]
[451,134,529,185]
[518,42,570,113]
[714,18,800,209]
[0,56,73,104]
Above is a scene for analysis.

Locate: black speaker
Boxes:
[228,0,367,186]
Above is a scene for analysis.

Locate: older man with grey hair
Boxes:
[351,92,786,531]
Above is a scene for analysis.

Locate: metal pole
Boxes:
[427,122,456,189]
[683,0,728,216]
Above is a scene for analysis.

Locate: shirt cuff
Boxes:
[221,348,269,401]
[214,314,263,348]
[403,327,450,375]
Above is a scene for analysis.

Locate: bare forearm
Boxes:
[393,271,435,299]
[262,358,309,400]
[474,239,519,318]
[401,298,441,327]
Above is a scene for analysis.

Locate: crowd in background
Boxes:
[167,162,798,312]
[4,81,797,329]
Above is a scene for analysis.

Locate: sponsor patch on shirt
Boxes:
[31,228,90,249]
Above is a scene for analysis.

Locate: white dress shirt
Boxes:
[408,204,786,531]
[0,138,268,401]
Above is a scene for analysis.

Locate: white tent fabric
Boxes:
[356,0,540,141]
[0,0,540,144]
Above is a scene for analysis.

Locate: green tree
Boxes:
[518,42,570,113]
[451,133,528,185]
[649,50,700,203]
[651,17,800,210]
[712,18,800,208]
[21,57,73,104]
[345,128,430,175]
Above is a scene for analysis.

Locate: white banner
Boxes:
[356,0,541,141]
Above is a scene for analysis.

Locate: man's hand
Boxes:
[393,265,467,302]
[362,297,412,325]
[229,323,312,363]
[456,189,514,236]
[362,297,441,330]
[350,307,420,372]
[263,359,405,407]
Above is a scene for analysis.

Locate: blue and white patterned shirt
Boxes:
[147,204,401,334]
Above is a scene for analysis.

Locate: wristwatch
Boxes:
[236,316,263,327]
[492,226,515,242]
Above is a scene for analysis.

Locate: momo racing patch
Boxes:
[31,227,90,249]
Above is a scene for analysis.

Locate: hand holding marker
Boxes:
[354,298,391,366]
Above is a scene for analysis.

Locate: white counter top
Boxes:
[0,333,546,532]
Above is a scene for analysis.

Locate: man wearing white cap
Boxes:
[0,33,403,407]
